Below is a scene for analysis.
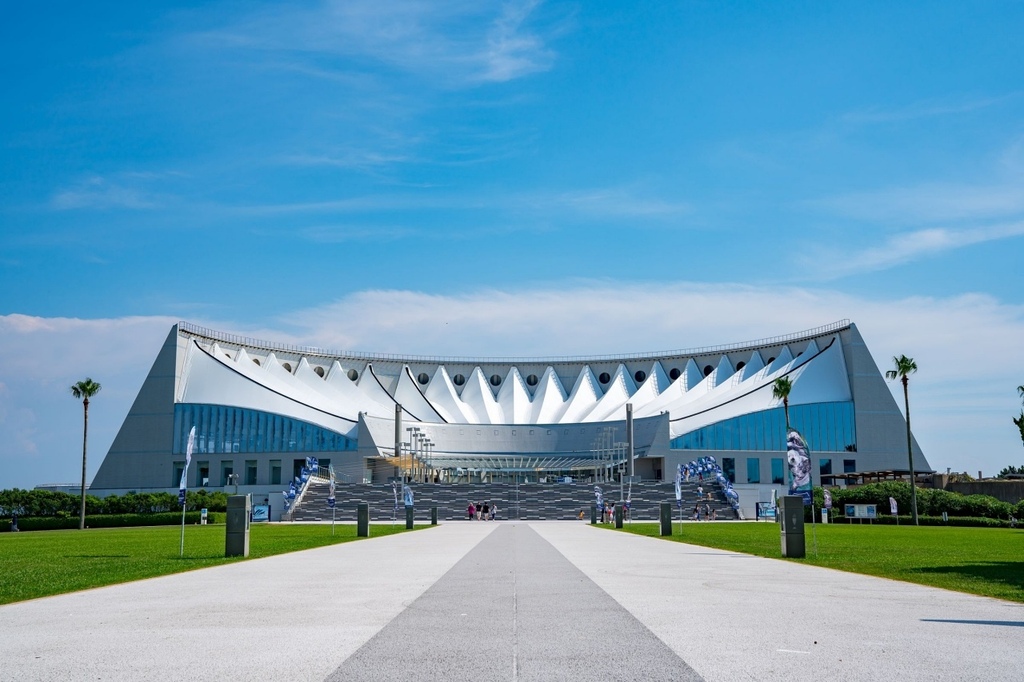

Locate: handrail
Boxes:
[177,319,851,365]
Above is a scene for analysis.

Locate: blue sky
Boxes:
[2,1,1023,490]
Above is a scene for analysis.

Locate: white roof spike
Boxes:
[585,364,635,422]
[394,366,446,423]
[560,366,602,423]
[497,367,532,424]
[739,351,765,381]
[708,355,735,389]
[530,367,569,424]
[425,365,479,423]
[234,347,251,364]
[460,367,504,424]
[768,346,795,374]
[626,361,670,415]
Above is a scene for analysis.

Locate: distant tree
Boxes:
[772,377,793,430]
[1014,411,1024,450]
[1018,385,1024,404]
[71,378,101,530]
[886,355,919,525]
[998,464,1024,478]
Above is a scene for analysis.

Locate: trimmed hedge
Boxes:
[0,488,230,518]
[828,514,1015,528]
[1,511,227,532]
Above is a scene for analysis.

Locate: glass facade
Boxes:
[173,404,356,456]
[746,457,760,483]
[670,402,855,453]
[722,457,735,483]
[771,458,785,485]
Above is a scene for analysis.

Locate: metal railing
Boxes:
[177,319,851,365]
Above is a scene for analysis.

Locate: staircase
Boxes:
[287,480,738,522]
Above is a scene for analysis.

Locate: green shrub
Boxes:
[2,512,226,532]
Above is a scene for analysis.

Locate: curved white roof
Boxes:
[176,320,853,439]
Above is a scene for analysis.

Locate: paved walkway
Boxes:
[2,522,1023,681]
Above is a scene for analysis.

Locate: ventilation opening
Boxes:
[669,368,681,380]
[767,357,775,364]
[417,372,429,385]
[526,374,538,386]
[703,365,713,377]
[634,370,647,383]
[599,372,611,384]
[347,369,359,381]
[736,361,745,371]
[453,374,465,386]
[314,366,325,377]
[253,358,261,366]
[489,374,502,387]
[282,362,292,373]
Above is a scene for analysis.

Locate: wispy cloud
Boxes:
[189,0,563,87]
[50,176,162,211]
[806,182,1024,225]
[803,222,1024,279]
[840,94,1013,125]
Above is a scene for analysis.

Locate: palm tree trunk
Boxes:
[80,397,88,530]
[784,398,790,430]
[903,378,919,525]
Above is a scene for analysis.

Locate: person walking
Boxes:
[482,501,490,520]
[489,502,497,521]
[467,502,476,520]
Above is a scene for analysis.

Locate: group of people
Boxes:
[467,501,497,521]
[692,503,716,521]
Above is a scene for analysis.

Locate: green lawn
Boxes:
[611,522,1024,602]
[0,523,423,605]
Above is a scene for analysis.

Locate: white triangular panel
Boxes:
[708,355,735,389]
[496,368,532,424]
[530,367,568,424]
[767,346,794,374]
[234,347,251,364]
[787,336,851,404]
[560,366,602,423]
[357,364,406,418]
[460,367,504,424]
[626,362,669,416]
[290,358,369,419]
[739,351,765,382]
[585,364,636,422]
[424,365,479,424]
[394,367,446,423]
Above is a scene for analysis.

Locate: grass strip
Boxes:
[0,523,423,605]
[611,522,1024,603]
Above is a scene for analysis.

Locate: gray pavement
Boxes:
[2,521,1023,681]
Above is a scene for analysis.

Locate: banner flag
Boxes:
[403,484,414,507]
[594,486,603,511]
[674,464,683,502]
[786,428,813,505]
[823,489,833,510]
[179,425,196,505]
[889,496,898,515]
[327,479,336,508]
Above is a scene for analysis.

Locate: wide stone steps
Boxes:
[288,481,737,522]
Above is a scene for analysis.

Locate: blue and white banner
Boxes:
[179,425,196,505]
[594,486,603,511]
[327,479,336,508]
[823,489,833,510]
[889,496,898,515]
[674,464,682,502]
[786,428,813,505]
[403,484,414,507]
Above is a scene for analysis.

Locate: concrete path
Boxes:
[2,521,1022,681]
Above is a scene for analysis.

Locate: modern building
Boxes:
[91,319,929,515]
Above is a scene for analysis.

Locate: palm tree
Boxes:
[1018,385,1024,404]
[1014,411,1024,449]
[773,377,793,429]
[886,355,919,525]
[71,378,101,530]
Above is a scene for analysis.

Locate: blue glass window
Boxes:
[771,457,785,485]
[670,402,855,453]
[173,404,356,455]
[722,457,735,483]
[746,457,760,483]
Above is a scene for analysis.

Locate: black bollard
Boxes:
[357,502,369,537]
[660,502,672,536]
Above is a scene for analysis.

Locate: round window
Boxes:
[314,366,325,377]
[703,365,713,377]
[347,369,359,381]
[417,372,429,385]
[599,372,611,384]
[634,370,647,383]
[526,374,538,386]
[490,374,502,387]
[669,367,681,380]
[282,362,292,373]
[736,361,745,371]
[453,374,465,386]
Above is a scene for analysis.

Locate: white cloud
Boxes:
[50,176,161,211]
[839,94,1010,125]
[4,281,1023,488]
[191,0,561,87]
[802,222,1024,279]
[806,182,1024,226]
